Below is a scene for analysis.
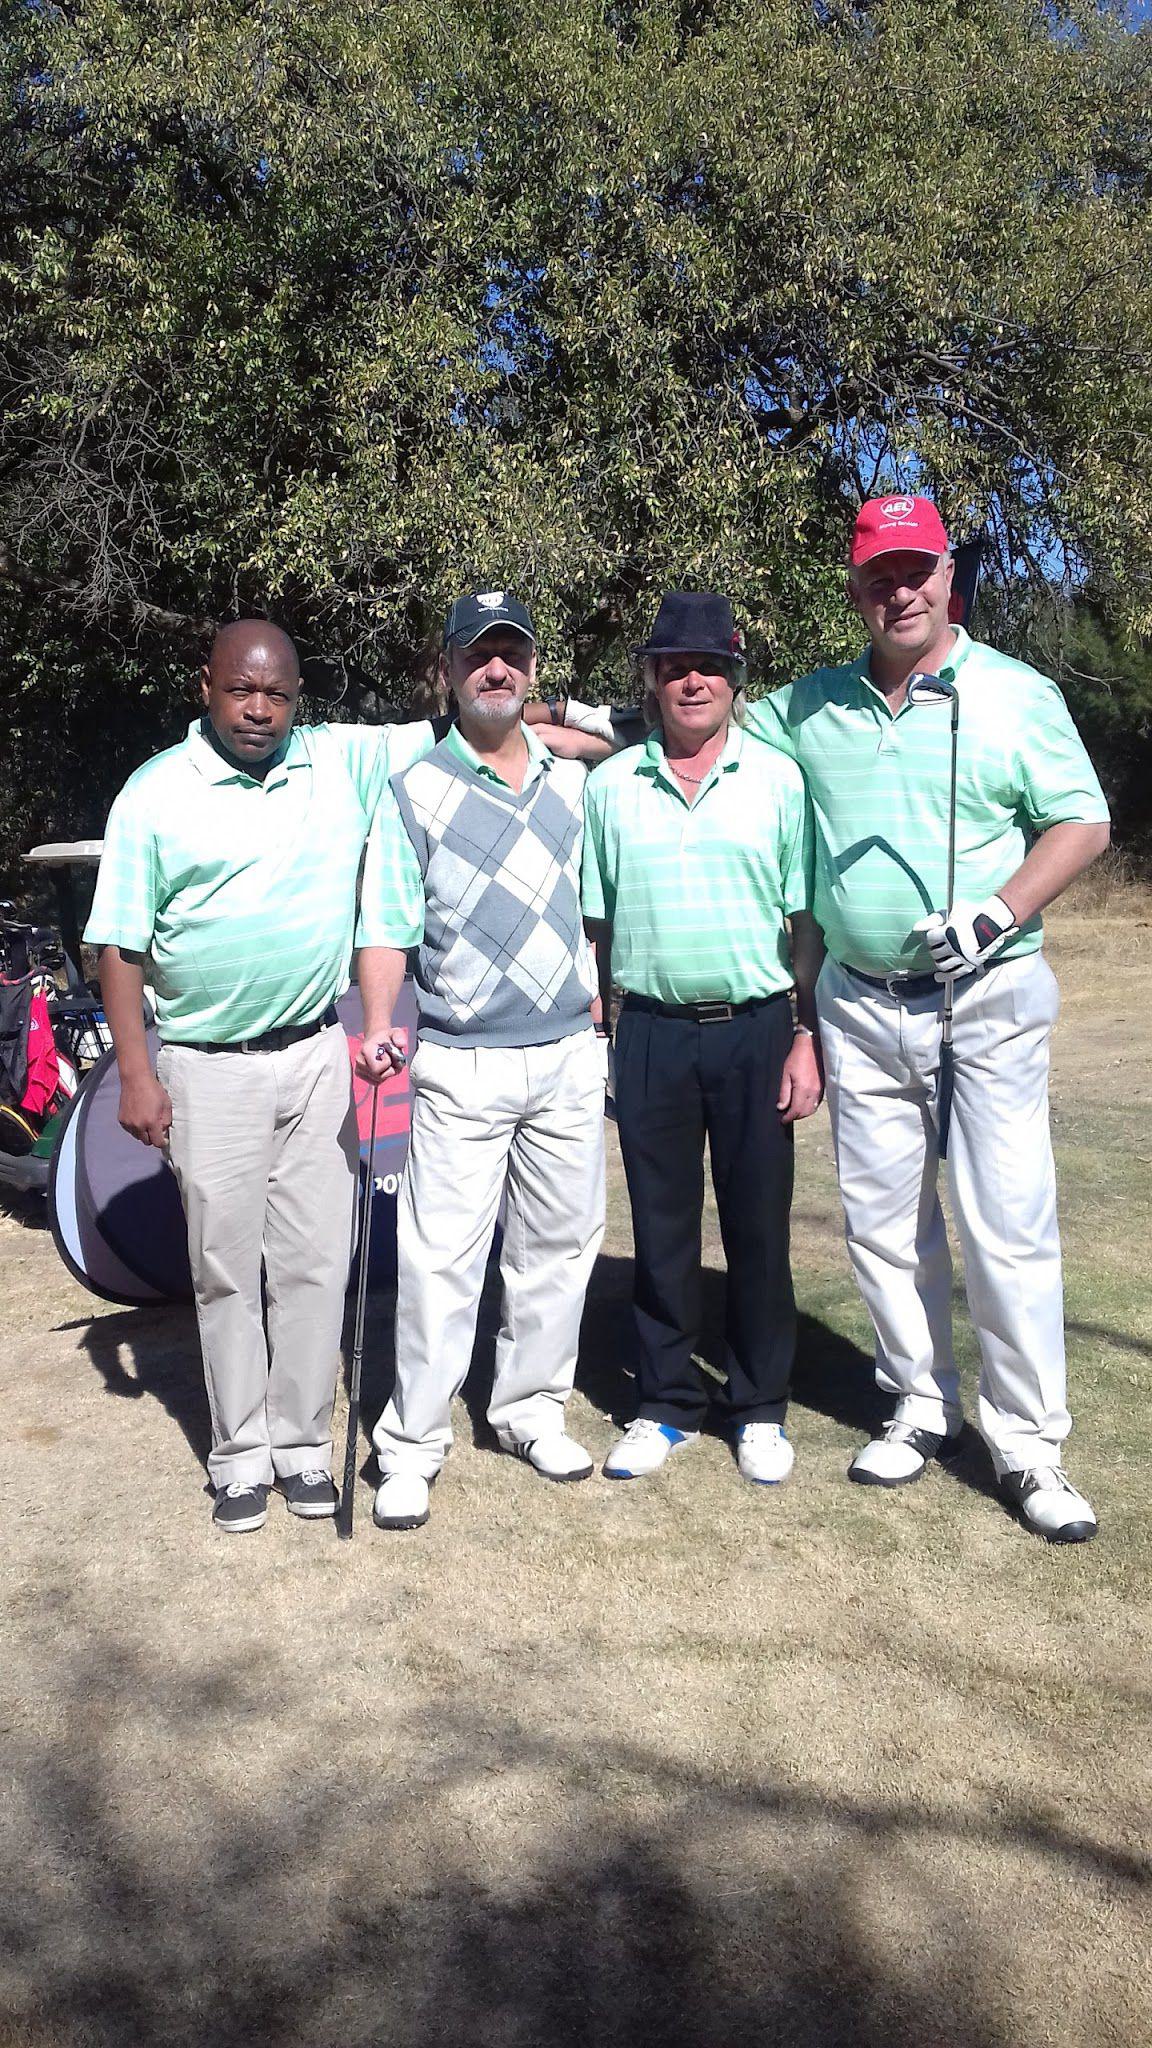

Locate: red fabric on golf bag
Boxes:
[22,986,61,1118]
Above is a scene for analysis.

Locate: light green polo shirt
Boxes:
[581,725,813,1004]
[357,721,552,949]
[746,628,1109,977]
[85,716,433,1042]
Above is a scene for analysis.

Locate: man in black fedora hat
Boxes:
[582,592,824,1486]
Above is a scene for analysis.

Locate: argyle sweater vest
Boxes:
[391,740,596,1048]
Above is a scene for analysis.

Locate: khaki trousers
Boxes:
[817,952,1071,1476]
[374,1032,607,1479]
[158,1022,359,1488]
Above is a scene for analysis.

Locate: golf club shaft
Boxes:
[337,1077,380,1541]
[939,705,960,1159]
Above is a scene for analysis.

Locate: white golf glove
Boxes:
[914,895,1017,980]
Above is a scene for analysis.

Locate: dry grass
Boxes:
[1057,841,1151,917]
[1,905,1150,2048]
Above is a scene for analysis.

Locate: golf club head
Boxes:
[906,671,958,712]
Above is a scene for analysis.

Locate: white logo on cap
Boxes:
[881,495,916,521]
[476,591,506,609]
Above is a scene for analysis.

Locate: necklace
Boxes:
[668,760,712,785]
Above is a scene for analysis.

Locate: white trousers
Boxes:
[158,1022,359,1488]
[816,953,1071,1475]
[374,1033,607,1479]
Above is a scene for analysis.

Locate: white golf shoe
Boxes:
[736,1422,795,1486]
[499,1431,594,1482]
[848,1417,961,1487]
[373,1471,431,1531]
[1000,1467,1097,1544]
[603,1417,699,1479]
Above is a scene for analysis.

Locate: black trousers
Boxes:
[613,997,797,1429]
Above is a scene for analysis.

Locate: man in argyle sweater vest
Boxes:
[356,592,606,1530]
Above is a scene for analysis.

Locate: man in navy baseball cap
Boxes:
[443,590,536,650]
[356,584,606,1531]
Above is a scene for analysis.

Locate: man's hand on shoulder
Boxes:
[118,1072,173,1149]
[777,1028,824,1124]
[914,896,1017,981]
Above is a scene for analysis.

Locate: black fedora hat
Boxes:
[635,592,745,665]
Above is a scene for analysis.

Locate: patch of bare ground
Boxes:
[1,901,1149,2048]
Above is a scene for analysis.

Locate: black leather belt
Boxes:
[840,961,995,999]
[621,991,789,1024]
[174,1005,339,1055]
[840,964,940,998]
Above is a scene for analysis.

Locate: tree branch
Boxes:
[0,540,213,639]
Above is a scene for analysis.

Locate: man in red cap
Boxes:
[746,494,1111,1542]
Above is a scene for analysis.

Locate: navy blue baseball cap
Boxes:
[443,591,536,649]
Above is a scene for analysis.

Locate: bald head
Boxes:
[208,618,300,683]
[200,618,302,771]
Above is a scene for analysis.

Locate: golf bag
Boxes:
[0,975,66,1155]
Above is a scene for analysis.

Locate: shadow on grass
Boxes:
[449,1253,886,1456]
[1064,1317,1152,1361]
[59,1304,211,1471]
[57,1245,885,1496]
[0,1183,49,1229]
[0,1638,1146,2048]
[58,1241,1004,1510]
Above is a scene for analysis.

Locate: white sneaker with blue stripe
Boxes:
[603,1417,699,1479]
[736,1422,794,1486]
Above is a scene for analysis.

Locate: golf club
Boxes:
[906,671,960,1157]
[336,1061,383,1542]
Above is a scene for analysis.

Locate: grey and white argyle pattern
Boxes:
[393,744,596,1048]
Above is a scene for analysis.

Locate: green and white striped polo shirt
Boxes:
[84,716,433,1042]
[746,628,1109,977]
[580,725,813,1004]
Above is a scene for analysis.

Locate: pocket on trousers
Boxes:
[1005,953,1059,1035]
[591,1033,611,1090]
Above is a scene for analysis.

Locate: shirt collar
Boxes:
[637,721,745,796]
[186,717,306,787]
[444,719,550,790]
[855,625,971,704]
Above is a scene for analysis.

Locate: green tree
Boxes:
[994,594,1152,847]
[2,0,1151,880]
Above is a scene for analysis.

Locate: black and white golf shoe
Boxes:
[848,1418,962,1487]
[280,1470,338,1518]
[212,1482,270,1533]
[1000,1467,1097,1544]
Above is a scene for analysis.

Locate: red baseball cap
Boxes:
[851,494,951,568]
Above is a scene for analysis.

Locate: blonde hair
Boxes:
[641,655,748,732]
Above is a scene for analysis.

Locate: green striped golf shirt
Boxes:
[85,716,433,1042]
[746,628,1109,977]
[581,725,812,1003]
